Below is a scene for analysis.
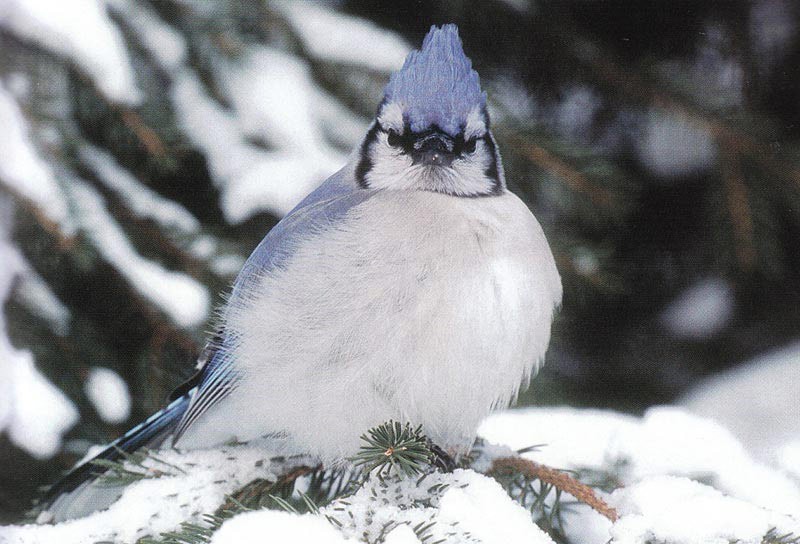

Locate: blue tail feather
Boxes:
[41,394,190,510]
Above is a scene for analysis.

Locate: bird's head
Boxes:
[356,24,504,197]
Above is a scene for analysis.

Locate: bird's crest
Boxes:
[383,24,486,137]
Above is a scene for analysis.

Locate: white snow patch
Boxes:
[0,0,141,104]
[778,441,800,482]
[436,471,555,544]
[273,1,410,72]
[4,446,280,543]
[681,341,800,461]
[106,0,187,71]
[78,143,200,233]
[211,510,351,544]
[172,49,346,222]
[84,367,131,424]
[609,476,800,544]
[210,254,246,277]
[0,209,78,458]
[480,406,800,518]
[323,469,554,544]
[555,85,601,141]
[12,264,70,336]
[68,180,209,327]
[0,83,72,231]
[635,110,717,179]
[750,0,795,69]
[5,407,800,543]
[660,277,734,339]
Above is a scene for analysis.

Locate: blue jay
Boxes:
[43,24,561,520]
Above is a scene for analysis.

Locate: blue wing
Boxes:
[173,167,374,443]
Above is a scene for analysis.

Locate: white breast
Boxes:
[199,190,561,460]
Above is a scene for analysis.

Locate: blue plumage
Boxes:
[383,24,486,136]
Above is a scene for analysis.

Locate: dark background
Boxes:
[1,0,798,522]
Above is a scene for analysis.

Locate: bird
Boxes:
[41,24,561,521]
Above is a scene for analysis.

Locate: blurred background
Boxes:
[1,0,799,522]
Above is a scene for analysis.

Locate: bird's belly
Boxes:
[224,192,559,459]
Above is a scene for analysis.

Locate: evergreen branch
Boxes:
[557,22,800,194]
[762,528,800,544]
[353,421,434,478]
[503,133,619,211]
[488,456,618,522]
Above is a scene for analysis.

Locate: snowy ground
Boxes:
[1,406,798,544]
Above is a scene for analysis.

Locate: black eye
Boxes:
[387,129,402,148]
[464,138,478,153]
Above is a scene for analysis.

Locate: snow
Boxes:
[750,0,795,69]
[609,476,799,544]
[106,0,187,72]
[84,367,131,424]
[211,510,351,544]
[778,441,800,481]
[172,50,347,223]
[681,341,800,462]
[0,0,141,105]
[12,259,71,336]
[78,144,200,233]
[0,83,72,231]
[273,1,410,73]
[480,406,800,518]
[0,207,78,458]
[4,407,799,542]
[322,469,554,544]
[2,446,281,544]
[660,277,735,339]
[68,180,210,328]
[554,85,601,142]
[635,111,717,179]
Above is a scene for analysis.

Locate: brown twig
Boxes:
[120,109,167,157]
[505,134,619,210]
[489,456,618,522]
[719,140,757,271]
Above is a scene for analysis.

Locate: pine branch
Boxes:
[762,528,800,544]
[488,456,618,522]
[353,421,435,478]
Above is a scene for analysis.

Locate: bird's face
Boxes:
[355,25,505,198]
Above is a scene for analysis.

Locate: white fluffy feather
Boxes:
[179,163,561,460]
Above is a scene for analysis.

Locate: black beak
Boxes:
[411,132,455,167]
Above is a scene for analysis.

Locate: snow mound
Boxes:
[321,469,554,544]
[0,84,72,231]
[0,211,78,459]
[273,1,410,73]
[660,277,734,339]
[172,60,345,223]
[610,476,798,544]
[635,111,717,179]
[68,180,210,328]
[681,341,800,462]
[0,0,141,104]
[2,446,281,544]
[3,407,799,543]
[78,144,200,234]
[84,367,131,424]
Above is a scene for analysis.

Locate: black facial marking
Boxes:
[481,132,504,196]
[356,122,381,188]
